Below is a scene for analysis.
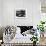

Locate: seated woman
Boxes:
[15,27,34,39]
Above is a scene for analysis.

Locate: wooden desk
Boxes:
[1,43,33,46]
[40,37,46,45]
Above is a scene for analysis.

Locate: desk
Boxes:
[1,43,33,46]
[40,37,46,45]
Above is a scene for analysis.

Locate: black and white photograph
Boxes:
[16,10,26,17]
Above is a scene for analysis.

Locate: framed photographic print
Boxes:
[14,9,27,18]
[16,10,25,17]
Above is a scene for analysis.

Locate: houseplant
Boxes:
[37,21,45,37]
[31,35,38,46]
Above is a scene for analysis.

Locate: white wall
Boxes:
[2,0,41,27]
[0,0,3,26]
[32,0,41,27]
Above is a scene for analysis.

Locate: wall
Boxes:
[0,0,3,26]
[2,0,41,27]
[0,0,3,38]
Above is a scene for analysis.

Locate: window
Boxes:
[40,0,46,21]
[41,0,46,13]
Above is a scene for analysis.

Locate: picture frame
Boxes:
[14,8,27,19]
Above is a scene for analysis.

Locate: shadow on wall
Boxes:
[0,27,5,40]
